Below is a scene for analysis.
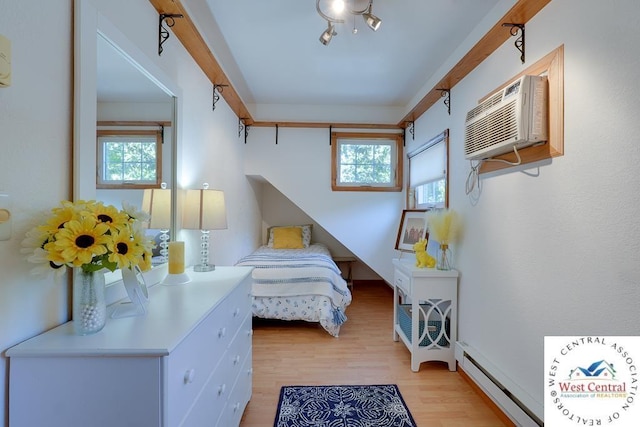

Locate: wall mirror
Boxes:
[74,0,179,290]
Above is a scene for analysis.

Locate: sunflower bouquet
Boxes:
[22,200,155,277]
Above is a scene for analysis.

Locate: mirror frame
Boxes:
[73,0,180,291]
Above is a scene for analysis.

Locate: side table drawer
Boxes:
[394,268,411,295]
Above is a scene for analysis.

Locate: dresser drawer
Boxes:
[224,279,252,338]
[394,268,412,295]
[217,349,253,427]
[166,303,231,426]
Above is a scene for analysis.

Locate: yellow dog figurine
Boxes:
[413,238,436,268]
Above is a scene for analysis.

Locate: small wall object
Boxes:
[0,34,11,87]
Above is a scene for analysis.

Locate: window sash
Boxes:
[337,139,395,187]
[96,130,162,188]
[331,132,403,192]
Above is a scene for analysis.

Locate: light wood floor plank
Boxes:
[240,280,512,426]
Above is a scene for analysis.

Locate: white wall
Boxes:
[0,2,72,426]
[259,182,381,280]
[0,1,261,425]
[244,127,404,282]
[412,0,640,419]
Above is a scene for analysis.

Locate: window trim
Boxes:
[96,129,163,189]
[331,132,403,192]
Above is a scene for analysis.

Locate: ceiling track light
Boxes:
[316,0,382,45]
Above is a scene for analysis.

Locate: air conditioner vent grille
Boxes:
[465,92,504,122]
[463,75,548,160]
[464,100,518,157]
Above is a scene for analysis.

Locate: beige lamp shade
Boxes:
[183,189,227,230]
[141,187,172,229]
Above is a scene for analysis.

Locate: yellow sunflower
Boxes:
[89,202,130,234]
[53,217,110,267]
[38,202,80,236]
[108,231,144,270]
[132,229,155,272]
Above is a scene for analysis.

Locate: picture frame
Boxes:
[395,209,428,252]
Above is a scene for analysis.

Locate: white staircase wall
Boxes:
[244,126,405,283]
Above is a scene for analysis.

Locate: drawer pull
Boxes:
[247,329,253,337]
[247,368,253,376]
[183,369,195,384]
[218,383,226,396]
[218,327,226,338]
[233,355,241,365]
[233,402,241,412]
[232,307,241,317]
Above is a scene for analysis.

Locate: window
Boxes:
[331,132,403,191]
[96,130,163,189]
[408,130,449,209]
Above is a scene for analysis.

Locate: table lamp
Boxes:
[141,182,172,263]
[183,183,227,272]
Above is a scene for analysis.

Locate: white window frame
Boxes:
[96,129,163,189]
[331,132,403,192]
[407,129,449,209]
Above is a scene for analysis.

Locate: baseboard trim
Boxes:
[458,365,516,427]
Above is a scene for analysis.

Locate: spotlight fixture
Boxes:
[363,5,381,31]
[319,22,336,45]
[316,0,382,45]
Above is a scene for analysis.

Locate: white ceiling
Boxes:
[98,0,509,121]
[192,0,502,117]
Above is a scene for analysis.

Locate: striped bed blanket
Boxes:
[235,244,352,336]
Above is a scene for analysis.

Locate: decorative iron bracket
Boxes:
[239,118,250,143]
[502,23,525,64]
[158,13,184,56]
[406,121,415,141]
[212,84,228,111]
[437,88,451,115]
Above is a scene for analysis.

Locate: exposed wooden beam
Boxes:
[397,0,552,127]
[148,0,254,124]
[148,0,551,130]
[250,121,402,130]
[97,120,171,127]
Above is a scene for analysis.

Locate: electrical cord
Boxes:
[465,146,523,195]
[465,159,483,195]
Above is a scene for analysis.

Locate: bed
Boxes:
[235,233,352,337]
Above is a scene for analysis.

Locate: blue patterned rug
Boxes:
[273,384,417,427]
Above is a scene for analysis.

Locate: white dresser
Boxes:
[7,266,254,427]
[392,258,458,372]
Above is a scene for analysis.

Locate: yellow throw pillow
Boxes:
[272,226,304,249]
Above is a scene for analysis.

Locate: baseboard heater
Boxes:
[455,341,544,426]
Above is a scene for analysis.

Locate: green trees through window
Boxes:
[331,132,403,192]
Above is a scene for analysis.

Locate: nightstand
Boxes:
[392,258,459,372]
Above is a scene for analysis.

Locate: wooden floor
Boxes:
[240,280,511,427]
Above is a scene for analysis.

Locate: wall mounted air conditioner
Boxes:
[464,75,548,160]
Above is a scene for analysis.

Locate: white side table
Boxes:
[392,258,459,372]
